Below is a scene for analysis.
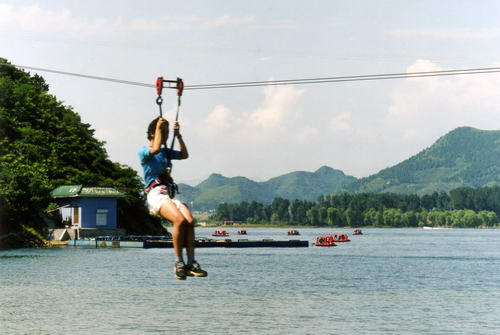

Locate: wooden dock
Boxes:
[65,239,309,248]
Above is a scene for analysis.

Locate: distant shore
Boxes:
[193,223,498,229]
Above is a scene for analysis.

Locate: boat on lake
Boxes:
[314,235,336,247]
[212,229,229,237]
[288,230,300,236]
[332,233,350,242]
[353,229,363,235]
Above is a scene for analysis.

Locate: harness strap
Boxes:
[144,177,179,198]
[144,178,162,194]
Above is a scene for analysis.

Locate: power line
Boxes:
[9,64,500,91]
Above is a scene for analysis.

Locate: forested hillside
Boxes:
[0,59,164,248]
[180,127,500,210]
[351,127,500,194]
[177,166,357,210]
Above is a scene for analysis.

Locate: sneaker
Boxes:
[173,261,187,280]
[186,261,208,277]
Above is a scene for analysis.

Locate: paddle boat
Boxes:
[287,230,300,236]
[332,233,350,242]
[314,235,336,247]
[237,229,247,235]
[353,229,363,235]
[212,229,229,237]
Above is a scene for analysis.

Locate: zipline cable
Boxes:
[12,64,154,88]
[185,69,500,90]
[185,67,500,89]
[9,64,500,91]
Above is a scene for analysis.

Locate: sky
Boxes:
[2,0,500,185]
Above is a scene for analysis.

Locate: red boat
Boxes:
[212,229,229,237]
[332,233,350,242]
[353,229,363,235]
[237,229,247,235]
[287,230,300,236]
[315,235,336,247]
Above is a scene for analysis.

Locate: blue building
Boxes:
[51,185,125,229]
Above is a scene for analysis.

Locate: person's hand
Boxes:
[173,121,181,136]
[156,117,167,130]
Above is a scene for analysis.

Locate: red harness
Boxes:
[144,178,163,194]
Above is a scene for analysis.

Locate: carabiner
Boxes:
[156,96,163,106]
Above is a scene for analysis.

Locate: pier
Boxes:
[65,239,309,248]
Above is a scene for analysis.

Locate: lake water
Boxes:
[1,228,499,335]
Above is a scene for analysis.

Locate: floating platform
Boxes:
[66,239,309,249]
[145,239,308,248]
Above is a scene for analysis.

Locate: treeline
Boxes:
[211,187,500,228]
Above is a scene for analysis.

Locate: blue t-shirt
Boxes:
[138,146,181,186]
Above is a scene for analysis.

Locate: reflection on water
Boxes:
[1,228,500,335]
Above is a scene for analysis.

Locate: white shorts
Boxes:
[146,185,183,217]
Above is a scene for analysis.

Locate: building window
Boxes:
[96,209,108,226]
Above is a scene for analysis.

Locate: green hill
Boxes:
[178,127,500,210]
[350,127,500,194]
[177,166,357,210]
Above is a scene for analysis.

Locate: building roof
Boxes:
[51,185,125,198]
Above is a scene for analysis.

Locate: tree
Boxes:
[271,197,290,222]
[421,194,435,209]
[345,208,362,227]
[0,58,164,245]
[317,206,328,226]
[211,186,500,228]
[403,211,417,227]
[306,207,320,226]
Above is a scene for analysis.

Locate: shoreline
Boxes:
[194,224,499,229]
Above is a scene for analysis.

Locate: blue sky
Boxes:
[2,1,500,184]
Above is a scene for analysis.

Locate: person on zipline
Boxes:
[138,116,207,280]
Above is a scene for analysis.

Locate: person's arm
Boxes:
[150,118,167,155]
[174,121,189,159]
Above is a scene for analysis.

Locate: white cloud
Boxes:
[197,84,305,149]
[127,14,255,32]
[0,4,256,37]
[296,126,319,143]
[330,111,352,131]
[250,85,304,128]
[200,84,304,135]
[0,4,13,24]
[0,4,111,36]
[406,59,442,73]
[387,59,500,140]
[388,27,500,40]
[199,105,236,136]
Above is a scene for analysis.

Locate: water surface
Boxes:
[1,228,499,334]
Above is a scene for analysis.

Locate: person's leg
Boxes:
[178,203,195,263]
[178,203,207,277]
[159,199,188,279]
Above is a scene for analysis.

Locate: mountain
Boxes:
[349,127,500,194]
[177,166,357,210]
[177,127,500,210]
[265,166,357,199]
